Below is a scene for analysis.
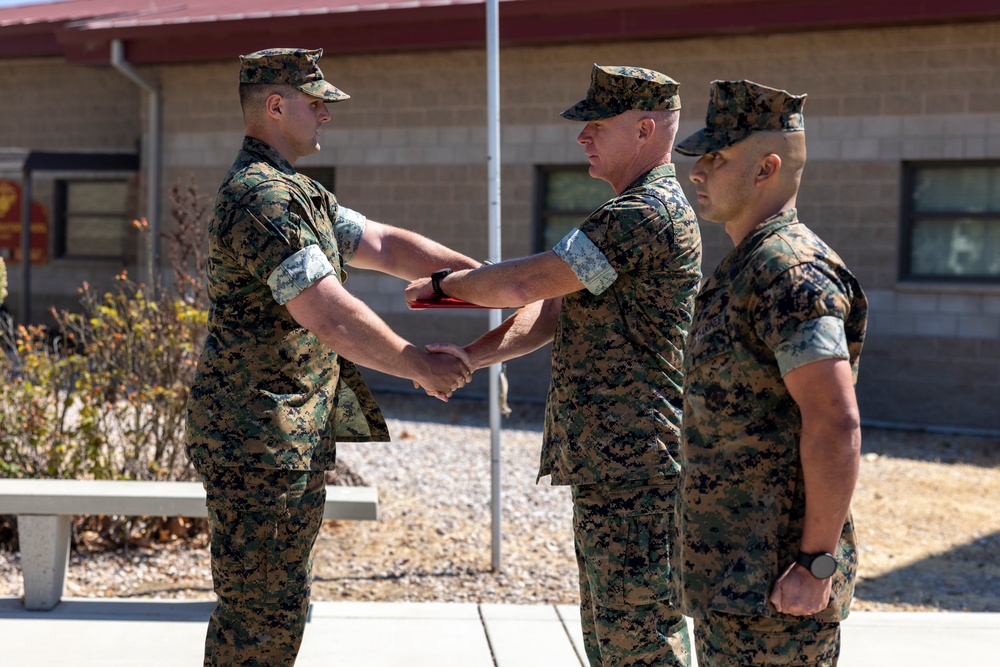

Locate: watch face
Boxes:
[811,554,838,579]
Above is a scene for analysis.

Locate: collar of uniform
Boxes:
[704,207,799,289]
[740,207,799,251]
[241,136,297,176]
[621,163,677,193]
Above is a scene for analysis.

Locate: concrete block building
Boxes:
[1,0,998,432]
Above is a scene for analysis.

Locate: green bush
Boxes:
[48,270,207,481]
[0,321,104,479]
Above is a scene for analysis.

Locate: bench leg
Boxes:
[17,515,71,611]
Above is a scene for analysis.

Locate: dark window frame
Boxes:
[900,159,1000,284]
[53,177,134,261]
[533,164,612,254]
[298,167,336,194]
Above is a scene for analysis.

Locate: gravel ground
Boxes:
[1,392,998,612]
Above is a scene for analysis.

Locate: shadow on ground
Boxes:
[313,565,492,585]
[855,529,1000,611]
[374,391,545,431]
[861,427,1000,468]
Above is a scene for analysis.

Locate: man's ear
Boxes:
[265,93,284,119]
[637,117,654,140]
[756,154,782,184]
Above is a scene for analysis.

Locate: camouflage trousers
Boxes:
[198,464,327,667]
[572,475,691,667]
[693,610,841,667]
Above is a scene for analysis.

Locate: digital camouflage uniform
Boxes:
[674,81,869,667]
[186,48,388,667]
[548,64,702,667]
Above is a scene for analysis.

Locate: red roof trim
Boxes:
[2,0,1000,64]
[0,31,64,58]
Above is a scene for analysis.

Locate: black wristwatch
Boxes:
[430,268,453,299]
[796,551,839,579]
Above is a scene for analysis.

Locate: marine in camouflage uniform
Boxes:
[673,81,868,667]
[188,48,475,667]
[406,64,702,666]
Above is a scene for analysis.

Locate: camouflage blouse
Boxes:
[676,208,868,621]
[540,164,703,486]
[186,137,388,472]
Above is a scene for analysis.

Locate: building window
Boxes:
[54,179,132,259]
[902,162,1000,282]
[535,166,614,252]
[298,167,335,193]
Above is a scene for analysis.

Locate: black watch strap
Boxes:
[796,551,839,579]
[431,268,453,299]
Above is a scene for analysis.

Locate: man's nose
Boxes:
[689,159,706,183]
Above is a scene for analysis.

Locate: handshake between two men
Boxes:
[402,271,481,402]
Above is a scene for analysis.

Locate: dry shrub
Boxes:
[0,179,208,549]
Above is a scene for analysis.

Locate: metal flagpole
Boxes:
[486,0,503,572]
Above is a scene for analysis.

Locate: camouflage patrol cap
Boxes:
[675,80,805,156]
[239,48,349,102]
[561,64,680,121]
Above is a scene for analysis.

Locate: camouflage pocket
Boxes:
[696,612,841,667]
[575,478,677,610]
[622,510,675,606]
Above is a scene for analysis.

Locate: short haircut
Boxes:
[239,82,299,123]
[646,109,680,134]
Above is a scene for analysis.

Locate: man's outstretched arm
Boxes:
[285,274,471,399]
[427,297,562,372]
[405,251,585,309]
[349,220,481,280]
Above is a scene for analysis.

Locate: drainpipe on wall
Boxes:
[110,39,162,281]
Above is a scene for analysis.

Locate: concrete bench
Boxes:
[0,478,378,611]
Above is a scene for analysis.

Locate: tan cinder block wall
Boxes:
[0,58,142,150]
[0,58,143,323]
[2,20,998,429]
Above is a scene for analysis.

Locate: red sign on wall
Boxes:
[0,179,48,264]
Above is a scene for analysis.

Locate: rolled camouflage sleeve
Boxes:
[774,315,849,376]
[267,244,337,305]
[334,206,366,264]
[756,261,854,371]
[553,227,619,295]
[575,192,678,280]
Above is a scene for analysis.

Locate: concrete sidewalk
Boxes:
[0,597,997,666]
